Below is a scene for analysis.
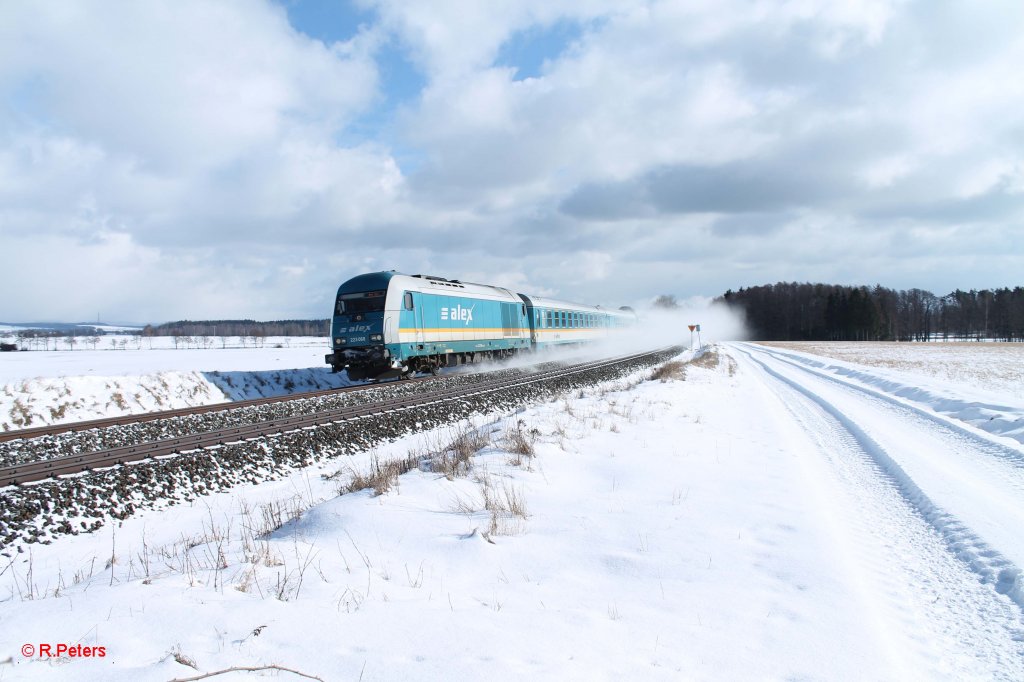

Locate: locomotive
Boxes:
[325,271,636,381]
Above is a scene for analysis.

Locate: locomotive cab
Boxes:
[325,271,396,380]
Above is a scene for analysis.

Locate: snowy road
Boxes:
[734,343,1024,678]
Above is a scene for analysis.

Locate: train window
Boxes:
[337,290,387,315]
[403,292,414,310]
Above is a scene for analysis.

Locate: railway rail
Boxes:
[0,377,437,443]
[0,348,676,488]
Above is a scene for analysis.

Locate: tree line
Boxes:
[144,319,329,337]
[714,284,1024,342]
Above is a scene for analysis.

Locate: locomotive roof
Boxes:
[335,271,397,295]
[336,272,633,315]
[337,271,520,301]
[521,294,635,317]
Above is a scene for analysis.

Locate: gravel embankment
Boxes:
[0,363,567,467]
[0,349,679,550]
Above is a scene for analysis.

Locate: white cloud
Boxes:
[1,0,1022,322]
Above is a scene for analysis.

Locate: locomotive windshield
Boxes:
[335,290,386,315]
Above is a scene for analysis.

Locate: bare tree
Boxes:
[653,294,681,309]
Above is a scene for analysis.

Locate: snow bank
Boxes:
[0,338,349,430]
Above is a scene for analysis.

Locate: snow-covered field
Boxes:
[0,336,328,382]
[763,341,1024,400]
[0,336,351,431]
[2,342,1024,680]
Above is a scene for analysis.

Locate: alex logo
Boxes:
[441,305,474,325]
[347,325,371,332]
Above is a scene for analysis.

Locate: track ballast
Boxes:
[0,347,681,549]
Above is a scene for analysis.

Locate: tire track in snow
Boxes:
[732,345,1024,678]
[748,344,1024,516]
[739,345,1024,611]
[753,344,1024,456]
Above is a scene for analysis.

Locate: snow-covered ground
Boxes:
[763,341,1024,400]
[0,337,351,430]
[0,336,328,382]
[2,342,1024,680]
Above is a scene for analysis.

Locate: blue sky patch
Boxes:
[273,0,370,45]
[277,0,427,135]
[495,19,585,80]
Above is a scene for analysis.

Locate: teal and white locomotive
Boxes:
[326,271,635,381]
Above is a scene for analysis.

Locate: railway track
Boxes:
[0,376,436,443]
[0,348,676,488]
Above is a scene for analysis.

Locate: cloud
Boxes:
[1,0,1022,323]
[0,1,388,243]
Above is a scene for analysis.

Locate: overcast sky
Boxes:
[2,0,1022,323]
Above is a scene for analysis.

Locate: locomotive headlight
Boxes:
[335,338,346,345]
[370,334,383,342]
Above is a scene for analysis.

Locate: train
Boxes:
[325,271,636,381]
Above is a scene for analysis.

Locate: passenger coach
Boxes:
[519,294,636,349]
